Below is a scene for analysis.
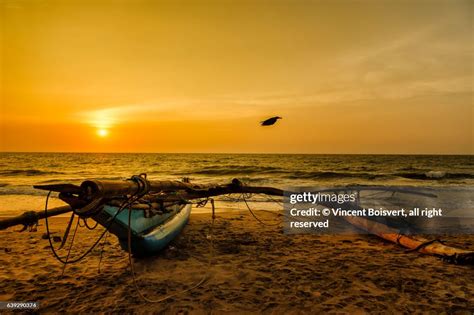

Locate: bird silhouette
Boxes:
[260,116,282,126]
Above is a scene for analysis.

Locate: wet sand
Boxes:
[0,210,473,313]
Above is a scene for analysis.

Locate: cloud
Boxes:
[78,98,270,127]
[211,20,472,107]
[78,18,472,127]
[326,20,472,102]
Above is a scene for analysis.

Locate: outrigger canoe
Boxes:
[97,203,191,256]
[0,176,472,265]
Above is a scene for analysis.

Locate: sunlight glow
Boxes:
[97,129,109,137]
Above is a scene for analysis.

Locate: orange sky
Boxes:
[1,0,472,154]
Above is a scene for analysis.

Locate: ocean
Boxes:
[0,153,473,216]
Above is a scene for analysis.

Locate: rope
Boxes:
[58,212,75,250]
[264,194,284,206]
[83,218,99,230]
[44,191,140,265]
[97,231,109,273]
[127,199,215,303]
[61,216,80,276]
[406,239,445,253]
[396,234,403,245]
[241,193,311,224]
[242,194,281,227]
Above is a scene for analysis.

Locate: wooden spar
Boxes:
[33,178,284,210]
[0,205,72,230]
[316,200,474,265]
[36,178,283,196]
[35,179,437,200]
[35,178,435,205]
[342,216,474,264]
[2,179,282,229]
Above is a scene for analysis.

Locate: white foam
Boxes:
[425,171,446,179]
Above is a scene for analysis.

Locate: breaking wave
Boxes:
[395,171,474,180]
[0,169,65,176]
[181,165,282,176]
[184,168,474,182]
[0,185,46,196]
[284,171,389,180]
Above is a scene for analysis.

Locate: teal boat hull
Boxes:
[93,203,192,256]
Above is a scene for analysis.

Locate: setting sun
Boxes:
[97,129,108,137]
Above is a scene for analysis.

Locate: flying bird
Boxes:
[260,116,282,126]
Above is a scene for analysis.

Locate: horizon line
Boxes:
[0,151,472,156]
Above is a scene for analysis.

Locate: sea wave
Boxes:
[287,171,474,181]
[36,178,82,184]
[0,185,47,196]
[395,172,474,180]
[182,165,282,175]
[284,171,389,180]
[0,169,65,176]
[177,166,474,181]
[36,176,125,184]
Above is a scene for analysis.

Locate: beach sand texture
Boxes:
[0,210,473,313]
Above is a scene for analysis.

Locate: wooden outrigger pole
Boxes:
[318,199,473,265]
[343,216,473,265]
[0,177,472,264]
[0,178,281,230]
[0,205,72,230]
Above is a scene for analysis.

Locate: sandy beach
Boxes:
[0,209,473,313]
